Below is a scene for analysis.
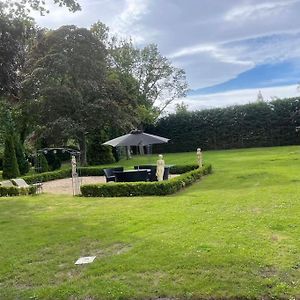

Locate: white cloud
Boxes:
[168,85,300,112]
[110,0,150,42]
[225,0,300,21]
[32,0,300,93]
[169,44,253,67]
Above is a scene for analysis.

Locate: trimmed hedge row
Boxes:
[0,186,37,197]
[81,164,212,197]
[20,164,199,184]
[22,169,72,184]
[21,166,114,184]
[169,164,199,174]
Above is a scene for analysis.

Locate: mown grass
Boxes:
[1,146,300,299]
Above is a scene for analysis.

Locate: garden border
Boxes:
[21,164,200,184]
[0,186,37,197]
[80,164,212,197]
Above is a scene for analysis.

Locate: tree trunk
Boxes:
[79,134,87,166]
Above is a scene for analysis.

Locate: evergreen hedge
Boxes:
[80,164,212,197]
[22,169,72,184]
[169,164,199,174]
[2,136,20,179]
[0,186,37,197]
[13,135,29,175]
[20,164,199,184]
[148,97,300,153]
[35,153,49,173]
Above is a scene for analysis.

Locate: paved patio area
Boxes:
[43,176,106,195]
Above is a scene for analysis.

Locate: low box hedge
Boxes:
[20,165,197,184]
[0,186,37,197]
[22,169,72,184]
[81,164,212,197]
[169,164,199,174]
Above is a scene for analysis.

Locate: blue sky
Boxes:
[33,0,300,110]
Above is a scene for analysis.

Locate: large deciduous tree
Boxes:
[0,0,80,98]
[91,21,188,122]
[23,26,138,165]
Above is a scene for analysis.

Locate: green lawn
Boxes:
[1,146,300,299]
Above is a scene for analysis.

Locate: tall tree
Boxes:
[91,21,188,121]
[0,0,80,98]
[23,26,137,164]
[2,135,20,179]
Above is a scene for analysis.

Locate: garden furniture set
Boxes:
[103,165,171,183]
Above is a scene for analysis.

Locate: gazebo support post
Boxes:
[126,146,131,160]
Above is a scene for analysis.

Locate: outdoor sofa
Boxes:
[103,167,124,182]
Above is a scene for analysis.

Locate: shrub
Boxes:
[19,164,207,186]
[0,186,37,197]
[87,135,115,165]
[22,169,71,184]
[2,136,20,179]
[45,151,61,171]
[35,153,49,173]
[169,164,199,174]
[78,167,105,176]
[81,164,212,197]
[0,153,3,171]
[13,135,29,175]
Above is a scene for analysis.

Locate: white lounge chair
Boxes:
[11,178,43,194]
[0,180,15,187]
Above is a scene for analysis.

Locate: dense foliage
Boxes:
[87,133,115,165]
[0,0,187,169]
[20,164,200,184]
[13,135,29,175]
[35,153,49,173]
[22,25,139,164]
[149,98,300,152]
[0,185,36,197]
[81,164,212,197]
[2,135,20,179]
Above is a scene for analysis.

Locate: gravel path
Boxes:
[42,176,106,195]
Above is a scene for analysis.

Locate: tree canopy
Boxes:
[22,25,138,164]
[91,21,188,122]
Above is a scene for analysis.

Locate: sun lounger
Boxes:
[11,178,43,194]
[0,180,15,187]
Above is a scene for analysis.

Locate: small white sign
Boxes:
[75,256,96,265]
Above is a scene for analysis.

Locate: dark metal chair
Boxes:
[115,170,149,182]
[163,166,170,180]
[103,167,124,182]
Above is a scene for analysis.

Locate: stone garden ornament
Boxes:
[71,155,80,196]
[197,148,203,168]
[156,154,165,181]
